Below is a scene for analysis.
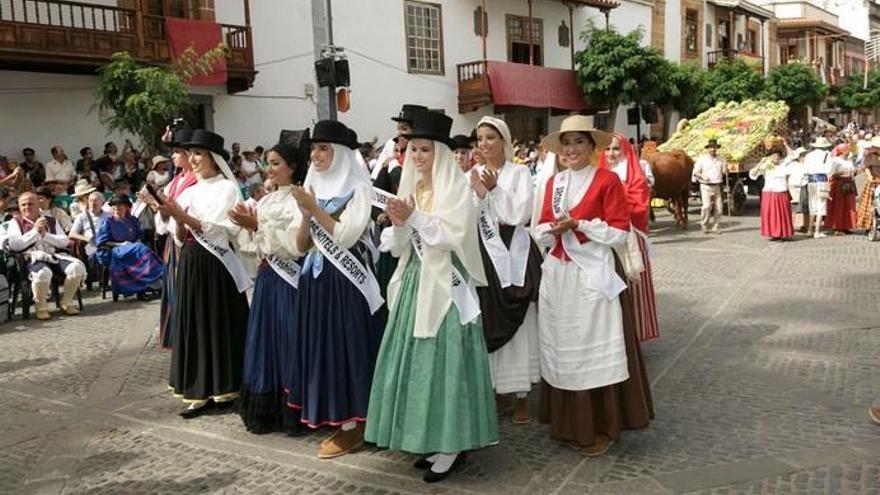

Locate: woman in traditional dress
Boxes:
[230,134,308,435]
[599,135,660,342]
[535,116,653,457]
[286,120,383,458]
[749,140,794,241]
[366,111,498,483]
[469,116,542,424]
[95,193,164,299]
[157,129,250,418]
[824,150,857,235]
[145,127,198,350]
[856,137,880,232]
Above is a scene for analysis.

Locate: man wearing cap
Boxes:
[692,139,726,234]
[6,191,86,319]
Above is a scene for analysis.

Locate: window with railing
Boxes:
[404,0,444,75]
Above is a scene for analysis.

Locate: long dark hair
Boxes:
[269,143,308,185]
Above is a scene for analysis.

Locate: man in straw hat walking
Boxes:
[692,139,726,234]
[803,136,837,238]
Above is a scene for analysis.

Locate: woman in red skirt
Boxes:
[824,157,857,235]
[750,143,794,240]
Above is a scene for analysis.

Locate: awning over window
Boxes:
[485,61,590,112]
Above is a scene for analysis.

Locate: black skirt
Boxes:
[476,224,542,352]
[169,241,249,403]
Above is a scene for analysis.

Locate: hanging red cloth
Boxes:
[597,133,651,234]
[164,17,227,86]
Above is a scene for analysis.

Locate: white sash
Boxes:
[309,217,384,314]
[267,255,301,289]
[411,229,480,325]
[371,187,396,210]
[192,230,251,293]
[550,170,626,300]
[477,206,529,288]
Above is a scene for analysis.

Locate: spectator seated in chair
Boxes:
[5,192,86,320]
[69,189,110,262]
[95,194,163,299]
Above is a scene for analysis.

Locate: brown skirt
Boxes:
[538,258,654,447]
[477,224,543,353]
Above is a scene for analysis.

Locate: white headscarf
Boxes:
[477,116,514,161]
[387,140,486,339]
[210,151,245,199]
[303,143,371,200]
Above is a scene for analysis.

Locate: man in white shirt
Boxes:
[240,149,263,186]
[69,191,110,261]
[803,137,835,238]
[45,145,77,188]
[6,192,86,319]
[692,139,726,233]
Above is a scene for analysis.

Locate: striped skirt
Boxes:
[630,233,659,342]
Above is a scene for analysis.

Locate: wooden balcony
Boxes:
[707,49,765,72]
[0,0,255,93]
[457,61,492,114]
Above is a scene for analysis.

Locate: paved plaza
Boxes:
[1,202,879,495]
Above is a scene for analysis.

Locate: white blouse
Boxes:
[750,157,790,193]
[475,162,533,226]
[174,174,243,243]
[238,185,303,260]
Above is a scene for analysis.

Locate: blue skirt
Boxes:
[108,242,164,297]
[159,237,177,350]
[285,247,383,428]
[239,265,298,434]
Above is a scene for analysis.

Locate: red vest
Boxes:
[538,168,630,261]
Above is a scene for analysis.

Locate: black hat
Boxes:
[182,129,230,161]
[450,134,472,151]
[108,193,132,207]
[278,128,312,171]
[34,185,54,200]
[346,129,359,150]
[705,138,721,149]
[279,128,311,150]
[402,110,455,149]
[168,128,194,148]
[391,104,428,124]
[312,120,358,149]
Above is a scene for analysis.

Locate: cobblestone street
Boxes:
[1,203,879,495]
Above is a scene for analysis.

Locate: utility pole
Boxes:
[311,0,336,120]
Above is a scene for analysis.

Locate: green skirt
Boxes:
[365,256,499,454]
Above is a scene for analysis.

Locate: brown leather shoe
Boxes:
[318,423,364,459]
[581,435,614,457]
[61,304,80,316]
[512,397,531,424]
[35,309,51,320]
[869,406,880,426]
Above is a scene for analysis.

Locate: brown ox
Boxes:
[645,150,694,229]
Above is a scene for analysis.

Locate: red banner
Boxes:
[164,17,227,86]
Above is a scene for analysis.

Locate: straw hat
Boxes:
[151,155,169,169]
[541,115,612,154]
[810,136,833,149]
[71,179,97,198]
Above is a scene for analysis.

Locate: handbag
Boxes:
[615,230,645,281]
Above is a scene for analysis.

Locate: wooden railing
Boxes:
[0,0,254,90]
[457,60,491,114]
[708,49,765,72]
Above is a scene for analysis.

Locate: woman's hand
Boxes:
[469,168,488,198]
[291,185,318,216]
[228,203,258,231]
[544,218,578,236]
[480,168,499,191]
[386,196,415,226]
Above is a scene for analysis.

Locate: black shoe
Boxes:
[413,455,434,469]
[179,400,213,419]
[423,453,466,483]
[211,400,236,414]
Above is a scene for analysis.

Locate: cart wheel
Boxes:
[729,180,747,216]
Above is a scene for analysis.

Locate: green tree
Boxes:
[837,69,880,113]
[699,58,765,111]
[653,61,707,137]
[575,24,668,130]
[94,46,226,150]
[762,62,827,109]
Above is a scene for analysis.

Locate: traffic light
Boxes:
[314,58,350,88]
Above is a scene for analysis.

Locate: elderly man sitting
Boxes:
[95,194,163,299]
[5,192,86,319]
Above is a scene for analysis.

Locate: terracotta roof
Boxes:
[777,18,849,35]
[559,0,621,10]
